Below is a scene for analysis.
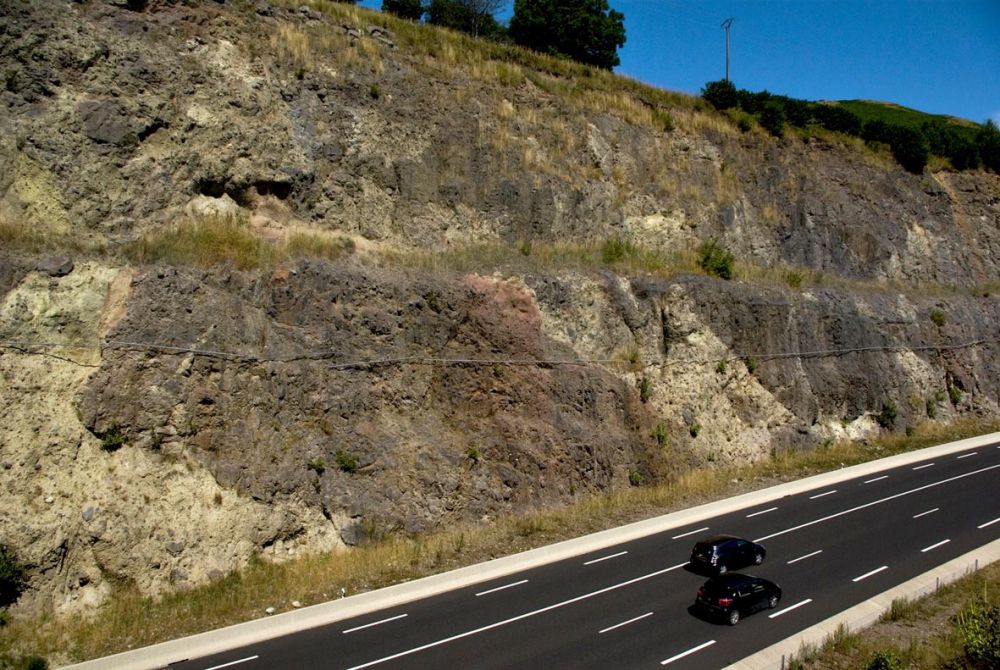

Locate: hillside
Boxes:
[0,0,999,652]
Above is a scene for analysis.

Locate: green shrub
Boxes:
[949,383,964,405]
[744,356,758,374]
[930,308,946,327]
[0,544,27,608]
[306,457,326,475]
[877,399,898,429]
[628,469,644,487]
[465,446,480,464]
[24,657,49,670]
[98,425,126,452]
[689,422,701,438]
[866,649,903,670]
[652,423,668,448]
[601,237,637,264]
[954,597,1000,668]
[698,239,734,280]
[370,83,381,100]
[334,450,359,473]
[518,239,532,256]
[926,396,938,419]
[639,377,651,403]
[784,270,804,290]
[716,360,727,374]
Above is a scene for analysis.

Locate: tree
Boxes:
[382,0,423,20]
[701,79,737,111]
[760,101,785,138]
[510,0,626,70]
[888,126,929,174]
[427,0,505,38]
[978,119,1000,173]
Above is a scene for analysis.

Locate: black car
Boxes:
[689,535,766,574]
[693,573,781,625]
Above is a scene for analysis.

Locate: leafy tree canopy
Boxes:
[701,79,737,111]
[382,0,424,21]
[510,0,626,70]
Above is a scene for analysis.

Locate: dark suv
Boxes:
[689,535,765,574]
[693,573,781,625]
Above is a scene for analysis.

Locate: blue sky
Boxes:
[357,1,999,124]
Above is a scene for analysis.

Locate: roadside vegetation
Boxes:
[1,420,995,665]
[786,560,1000,669]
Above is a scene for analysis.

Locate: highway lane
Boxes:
[172,441,1000,670]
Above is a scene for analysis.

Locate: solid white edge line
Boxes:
[852,566,889,582]
[203,656,260,670]
[864,475,889,484]
[768,598,812,619]
[912,462,936,470]
[345,562,690,669]
[746,506,778,518]
[475,579,529,597]
[342,614,408,634]
[660,640,716,665]
[787,550,823,564]
[978,517,1000,529]
[584,551,628,566]
[957,452,977,459]
[921,539,950,553]
[672,527,709,540]
[599,611,654,634]
[754,463,1000,543]
[809,490,837,499]
[913,508,939,519]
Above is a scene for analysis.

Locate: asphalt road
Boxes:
[172,441,1000,670]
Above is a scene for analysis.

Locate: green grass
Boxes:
[836,100,981,136]
[1,420,994,665]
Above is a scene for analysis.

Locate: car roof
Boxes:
[704,573,758,588]
[696,534,739,545]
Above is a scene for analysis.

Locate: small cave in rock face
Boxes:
[196,178,228,199]
[254,181,292,200]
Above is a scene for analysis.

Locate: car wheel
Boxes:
[768,594,779,609]
[717,564,728,575]
[753,553,763,565]
[728,609,740,625]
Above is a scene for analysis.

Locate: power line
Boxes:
[1,337,996,371]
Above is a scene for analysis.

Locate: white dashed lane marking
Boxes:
[672,527,709,540]
[787,550,823,564]
[203,656,259,670]
[476,580,529,597]
[921,539,950,552]
[584,551,628,566]
[599,612,653,634]
[768,599,812,619]
[746,506,778,518]
[852,566,888,582]
[660,640,716,665]
[913,508,939,518]
[343,614,409,634]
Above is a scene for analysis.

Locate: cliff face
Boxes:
[1,0,998,614]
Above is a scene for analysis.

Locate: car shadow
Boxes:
[686,604,727,626]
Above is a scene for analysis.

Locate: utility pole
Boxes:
[721,17,734,82]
